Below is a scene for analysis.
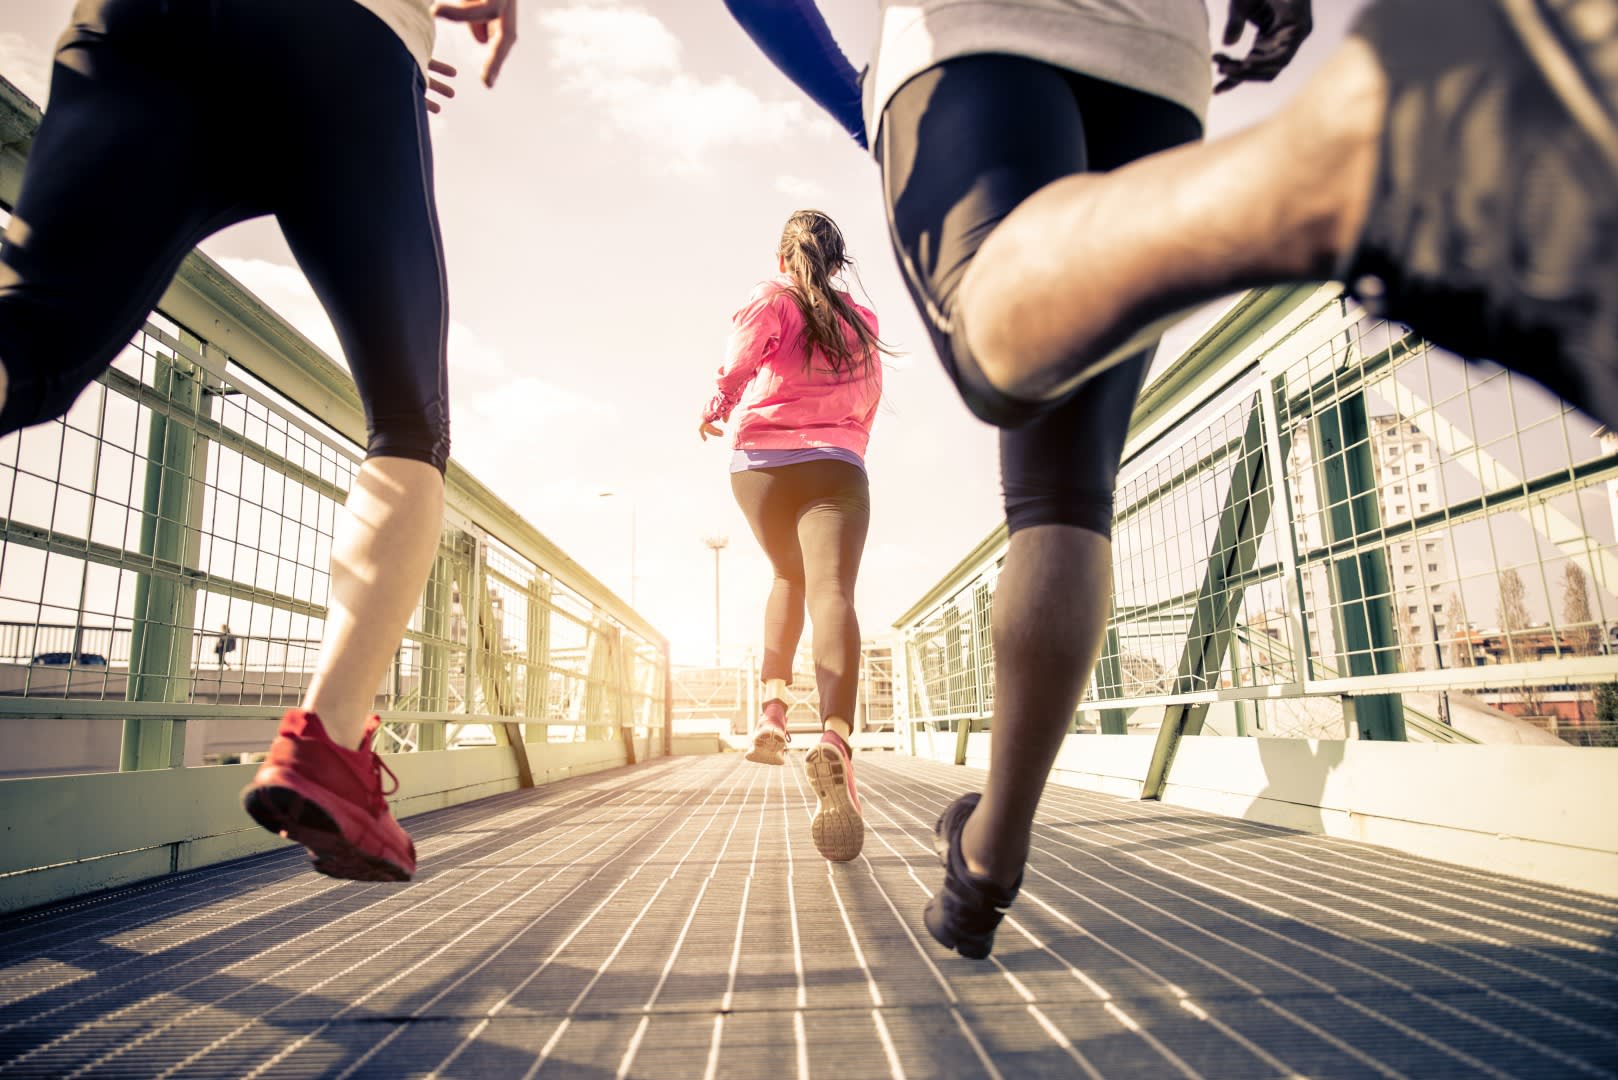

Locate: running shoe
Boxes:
[745,698,790,765]
[242,709,416,881]
[923,793,1020,959]
[804,728,863,861]
[1342,0,1618,430]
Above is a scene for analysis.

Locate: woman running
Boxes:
[722,0,1310,954]
[0,0,515,881]
[699,209,886,863]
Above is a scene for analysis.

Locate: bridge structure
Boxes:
[0,75,1614,1079]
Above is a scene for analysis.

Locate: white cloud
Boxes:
[538,2,835,171]
[0,32,51,105]
[773,174,828,202]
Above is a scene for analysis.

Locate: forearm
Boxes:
[723,0,866,147]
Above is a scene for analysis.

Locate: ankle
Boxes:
[823,715,852,742]
[960,806,1026,890]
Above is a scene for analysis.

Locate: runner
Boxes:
[700,209,887,862]
[0,0,516,881]
[723,0,1312,955]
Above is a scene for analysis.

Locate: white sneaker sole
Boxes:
[745,727,787,766]
[805,744,864,862]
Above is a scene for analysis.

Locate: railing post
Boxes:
[122,354,208,771]
[1314,390,1406,740]
[1097,626,1129,734]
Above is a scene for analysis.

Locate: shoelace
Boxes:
[367,752,400,811]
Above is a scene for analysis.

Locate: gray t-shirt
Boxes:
[863,0,1212,144]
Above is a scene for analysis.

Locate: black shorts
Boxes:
[878,54,1202,537]
[0,0,450,471]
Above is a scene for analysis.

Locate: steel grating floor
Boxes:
[0,752,1614,1079]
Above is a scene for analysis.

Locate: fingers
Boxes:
[1222,0,1249,46]
[431,0,504,22]
[483,0,517,87]
[429,58,457,78]
[428,76,455,99]
[1211,0,1311,93]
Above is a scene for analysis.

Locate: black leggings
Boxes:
[731,460,870,723]
[0,0,450,471]
[879,55,1202,537]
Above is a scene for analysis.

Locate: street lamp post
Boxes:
[704,535,728,667]
[597,491,638,606]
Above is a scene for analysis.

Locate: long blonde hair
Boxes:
[777,210,893,377]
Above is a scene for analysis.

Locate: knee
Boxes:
[1003,486,1115,540]
[365,402,450,475]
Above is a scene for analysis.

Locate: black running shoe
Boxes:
[1342,0,1618,430]
[923,793,1021,959]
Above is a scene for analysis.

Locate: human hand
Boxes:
[432,0,518,89]
[1213,0,1312,93]
[699,421,724,441]
[425,58,456,114]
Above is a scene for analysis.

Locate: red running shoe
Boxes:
[242,710,416,881]
[804,728,863,862]
[745,699,790,765]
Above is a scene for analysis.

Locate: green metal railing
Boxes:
[894,284,1618,785]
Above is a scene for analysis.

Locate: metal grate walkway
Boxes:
[1,753,1614,1078]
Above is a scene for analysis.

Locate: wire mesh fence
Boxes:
[895,289,1618,748]
[0,311,666,777]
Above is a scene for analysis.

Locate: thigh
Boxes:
[996,75,1204,537]
[795,463,871,590]
[258,0,449,466]
[0,4,251,430]
[877,54,1089,376]
[732,468,807,583]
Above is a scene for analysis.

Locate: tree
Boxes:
[1497,568,1545,717]
[1593,683,1618,748]
[1561,561,1601,656]
[1497,568,1531,663]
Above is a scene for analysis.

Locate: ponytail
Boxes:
[777,210,894,377]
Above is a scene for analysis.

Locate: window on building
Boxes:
[1419,502,1430,512]
[1391,465,1402,475]
[1394,485,1404,494]
[1425,542,1437,552]
[1433,603,1444,613]
[1408,605,1420,615]
[1428,562,1438,572]
[1417,483,1428,493]
[1395,504,1405,514]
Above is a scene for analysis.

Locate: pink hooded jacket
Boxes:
[703,275,882,456]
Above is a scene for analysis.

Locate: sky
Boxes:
[0,1,1377,666]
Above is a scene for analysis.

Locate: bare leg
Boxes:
[958,40,1386,402]
[302,456,444,749]
[959,525,1112,888]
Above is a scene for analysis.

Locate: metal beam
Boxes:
[1313,389,1406,740]
[1143,398,1279,799]
[122,356,208,770]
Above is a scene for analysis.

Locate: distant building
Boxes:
[1285,413,1455,672]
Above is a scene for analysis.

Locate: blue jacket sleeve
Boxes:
[722,0,868,150]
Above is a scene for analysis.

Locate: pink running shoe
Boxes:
[804,728,863,862]
[745,699,790,765]
[242,710,416,881]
